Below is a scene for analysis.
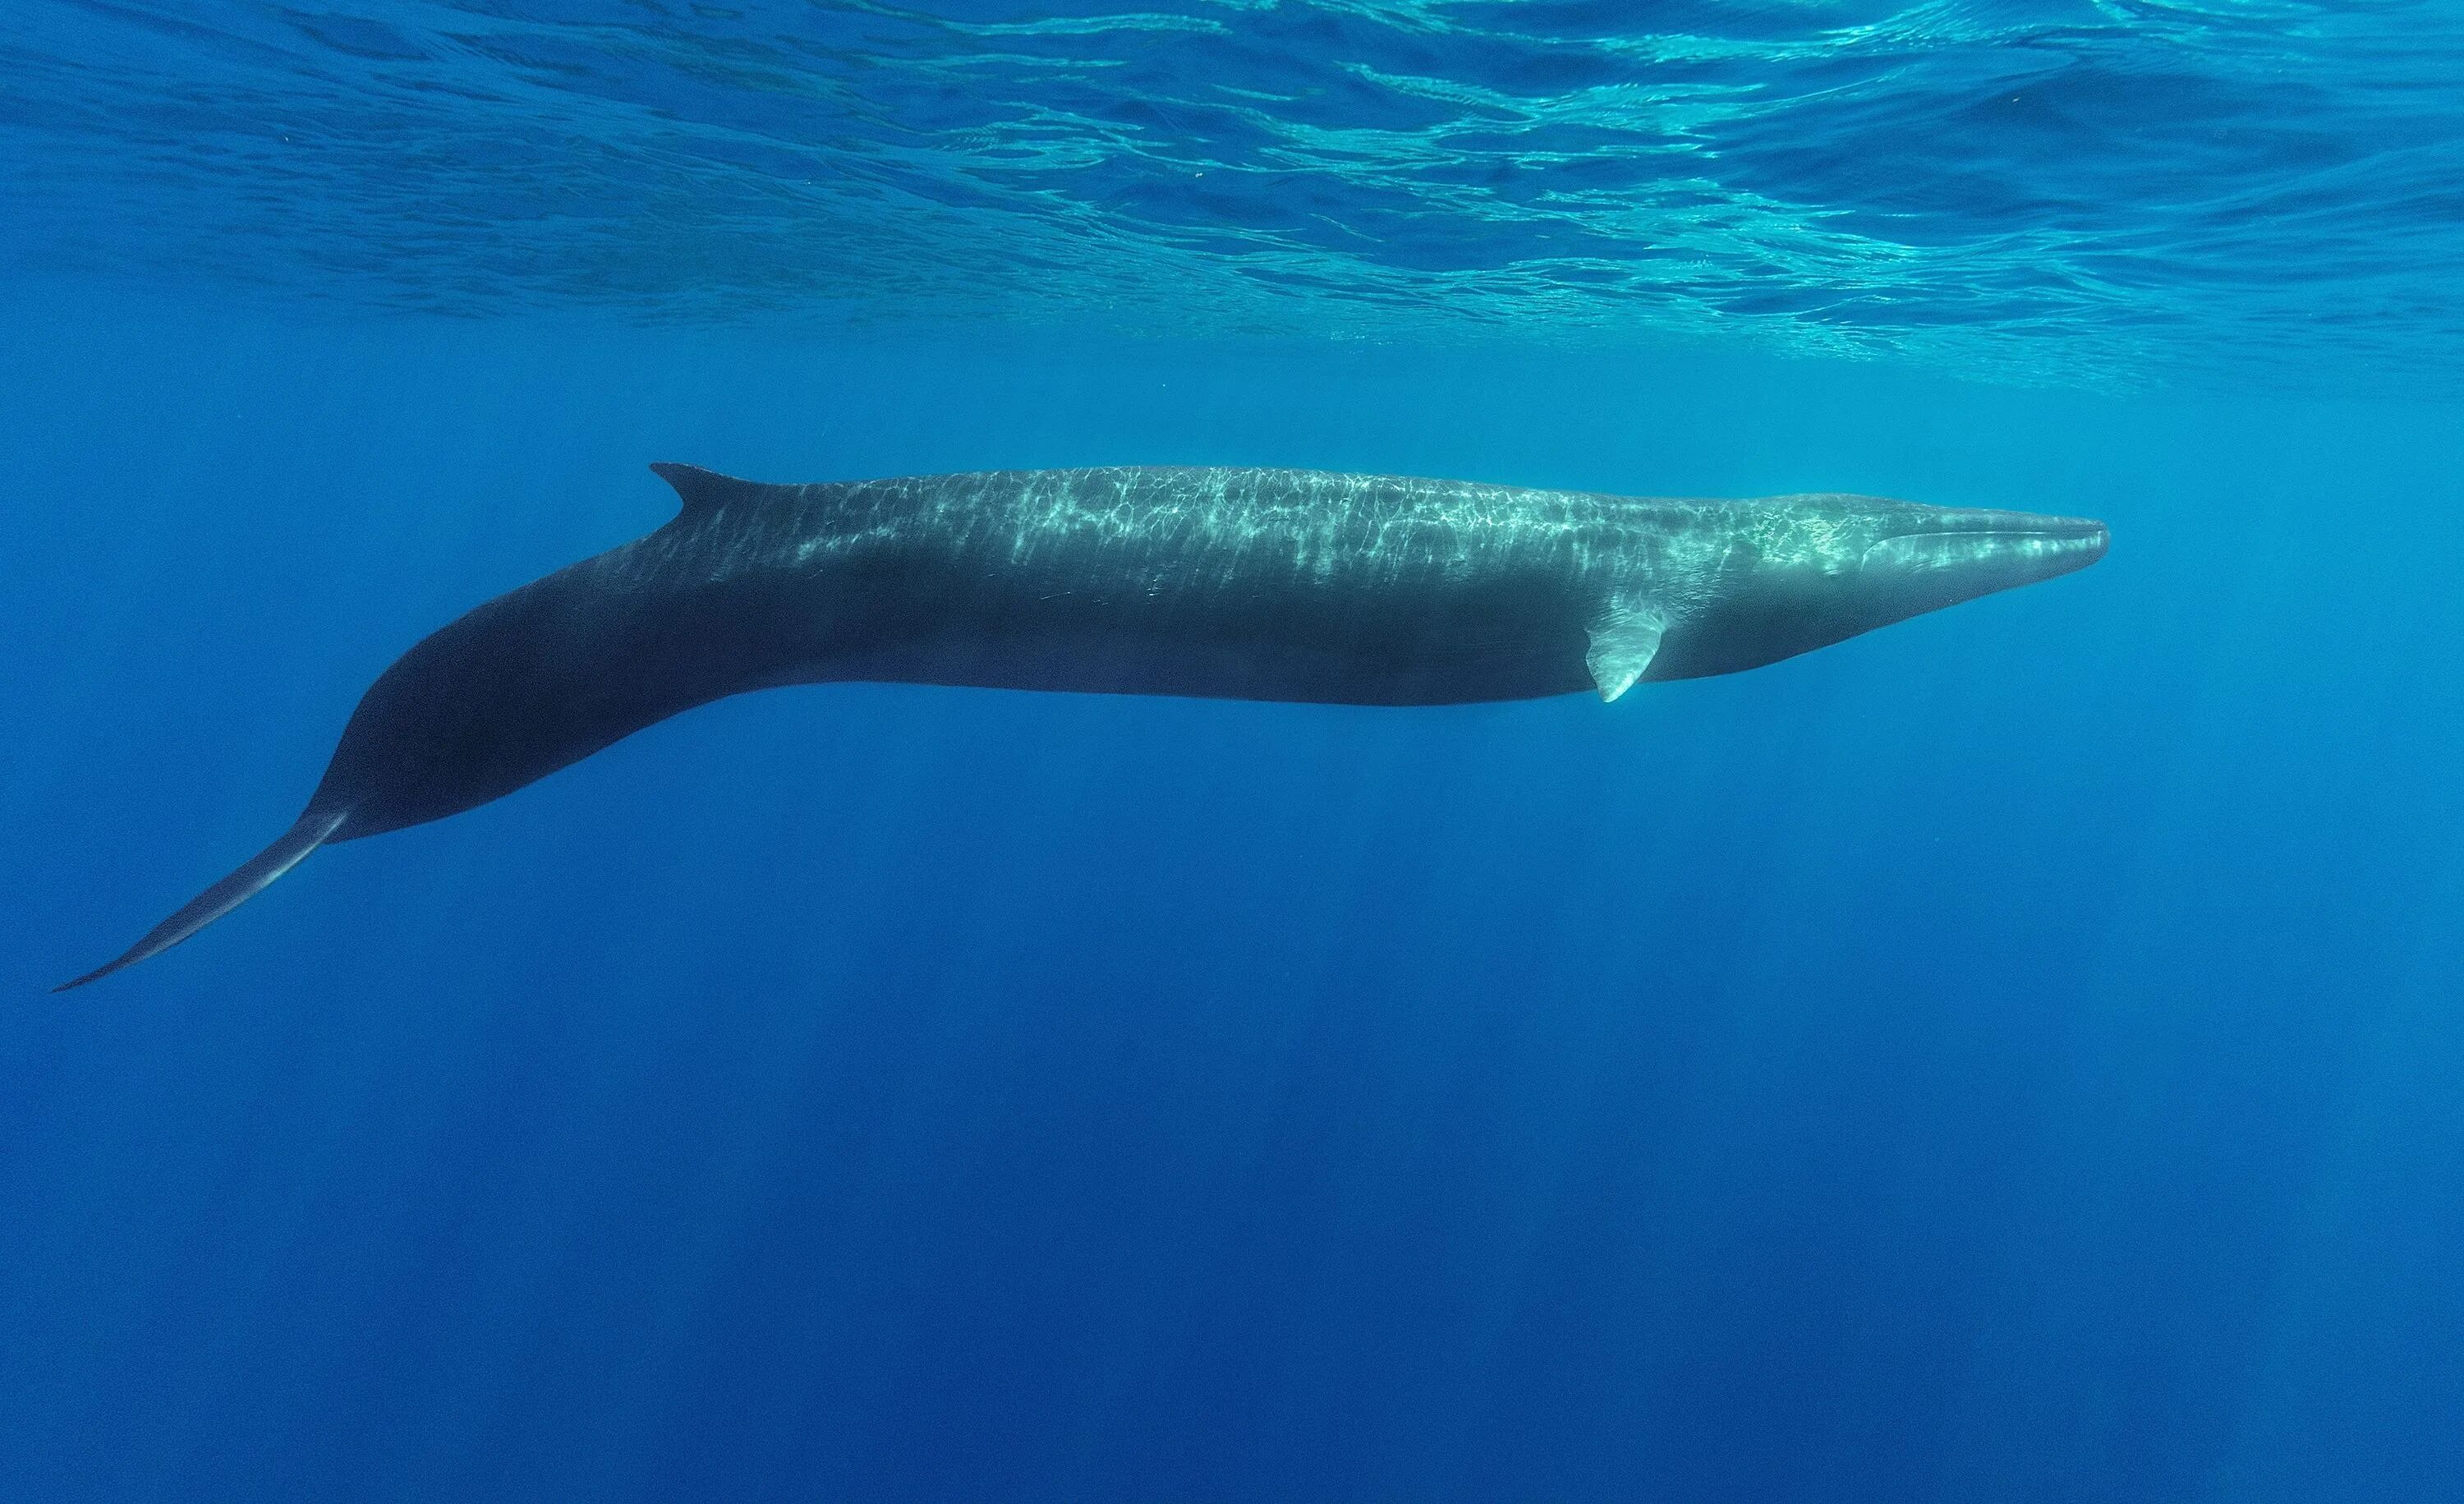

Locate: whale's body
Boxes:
[62,465,2107,989]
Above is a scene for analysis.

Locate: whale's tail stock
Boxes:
[54,808,348,992]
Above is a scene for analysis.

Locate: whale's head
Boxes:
[1650,495,2108,679]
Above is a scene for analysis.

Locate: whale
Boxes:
[59,464,2107,989]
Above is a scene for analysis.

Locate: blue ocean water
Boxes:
[5,4,2463,1502]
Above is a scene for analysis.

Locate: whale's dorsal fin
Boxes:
[1586,604,1666,703]
[650,462,765,522]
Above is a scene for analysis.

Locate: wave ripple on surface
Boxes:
[7,1,2463,385]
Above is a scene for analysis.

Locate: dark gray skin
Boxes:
[61,464,2107,989]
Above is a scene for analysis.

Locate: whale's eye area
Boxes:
[1863,533,1983,572]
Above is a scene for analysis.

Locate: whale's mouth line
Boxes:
[1859,517,2109,574]
[1876,517,2108,545]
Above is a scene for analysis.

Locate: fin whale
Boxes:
[60,464,2107,989]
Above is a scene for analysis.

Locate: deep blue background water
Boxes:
[8,3,2464,1502]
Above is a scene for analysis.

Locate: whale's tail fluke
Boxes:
[55,808,350,992]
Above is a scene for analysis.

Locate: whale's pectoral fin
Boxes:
[54,808,349,992]
[1586,605,1666,703]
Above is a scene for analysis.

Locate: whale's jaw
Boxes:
[1855,509,2110,622]
[1863,510,2109,593]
